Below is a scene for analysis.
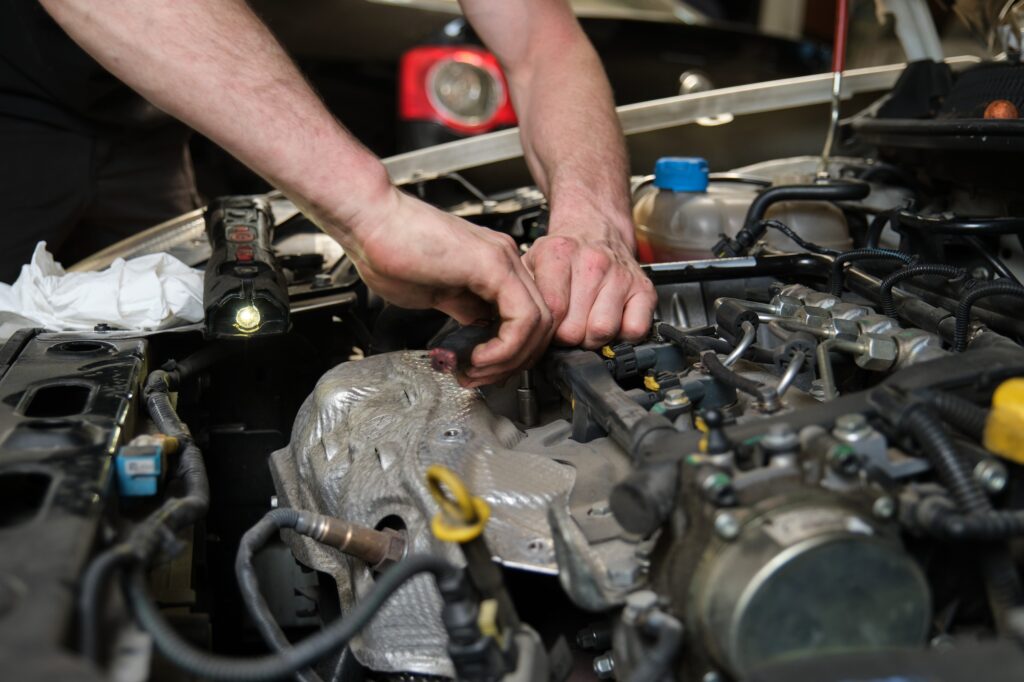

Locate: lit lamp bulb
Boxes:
[234,304,261,333]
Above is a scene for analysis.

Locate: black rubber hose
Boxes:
[865,209,898,249]
[953,281,1024,352]
[830,248,915,296]
[701,351,770,400]
[896,212,1024,236]
[124,555,458,682]
[879,264,966,317]
[167,343,233,383]
[902,406,990,515]
[627,610,684,682]
[236,509,322,682]
[743,182,871,232]
[929,391,989,440]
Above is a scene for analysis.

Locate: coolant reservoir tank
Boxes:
[633,157,852,262]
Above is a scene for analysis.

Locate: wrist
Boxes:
[280,133,396,253]
[548,202,636,250]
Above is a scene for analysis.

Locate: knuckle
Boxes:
[555,322,586,346]
[589,320,619,343]
[582,249,612,274]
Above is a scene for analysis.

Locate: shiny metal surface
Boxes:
[692,503,931,677]
[269,351,644,676]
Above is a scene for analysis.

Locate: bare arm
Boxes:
[460,0,656,349]
[40,0,552,384]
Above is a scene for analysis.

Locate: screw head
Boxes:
[975,460,1008,494]
[714,511,741,540]
[593,653,615,679]
[872,496,896,520]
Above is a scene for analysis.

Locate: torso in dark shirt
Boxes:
[0,0,176,133]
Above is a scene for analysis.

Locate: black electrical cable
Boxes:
[236,509,323,682]
[759,219,839,256]
[627,610,684,682]
[878,264,966,317]
[701,351,773,402]
[953,281,1024,352]
[928,391,990,441]
[658,323,775,364]
[902,406,990,515]
[124,555,458,682]
[79,546,137,662]
[714,181,870,257]
[901,405,1024,622]
[830,248,915,296]
[963,236,1022,285]
[79,366,210,663]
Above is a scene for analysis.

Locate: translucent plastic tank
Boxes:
[632,157,852,263]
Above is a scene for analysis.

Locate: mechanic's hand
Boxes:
[524,213,656,349]
[344,187,554,387]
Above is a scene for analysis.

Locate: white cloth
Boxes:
[0,242,204,335]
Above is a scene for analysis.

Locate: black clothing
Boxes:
[0,0,172,131]
[0,1,198,282]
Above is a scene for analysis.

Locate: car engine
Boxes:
[3,57,1024,682]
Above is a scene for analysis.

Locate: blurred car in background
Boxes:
[196,0,827,196]
[391,0,830,149]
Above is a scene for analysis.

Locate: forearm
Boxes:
[510,36,633,242]
[39,0,390,250]
[460,0,632,243]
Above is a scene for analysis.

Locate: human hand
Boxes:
[341,187,553,386]
[523,210,656,349]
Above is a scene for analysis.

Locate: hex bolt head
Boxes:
[663,388,690,409]
[873,496,896,520]
[834,413,868,435]
[714,511,741,540]
[702,673,723,682]
[593,652,616,679]
[761,423,799,453]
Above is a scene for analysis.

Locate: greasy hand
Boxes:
[524,213,656,348]
[344,187,553,387]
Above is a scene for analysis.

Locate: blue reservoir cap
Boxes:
[653,157,709,192]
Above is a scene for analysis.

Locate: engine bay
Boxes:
[3,57,1024,682]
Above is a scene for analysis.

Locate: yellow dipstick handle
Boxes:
[426,465,491,543]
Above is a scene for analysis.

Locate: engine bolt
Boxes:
[701,471,736,507]
[270,495,279,509]
[703,673,723,682]
[593,652,616,679]
[833,413,872,441]
[872,496,896,520]
[663,388,690,409]
[975,459,1008,495]
[714,511,741,540]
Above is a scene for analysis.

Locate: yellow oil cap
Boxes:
[984,378,1024,465]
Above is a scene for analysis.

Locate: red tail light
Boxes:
[399,45,517,135]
